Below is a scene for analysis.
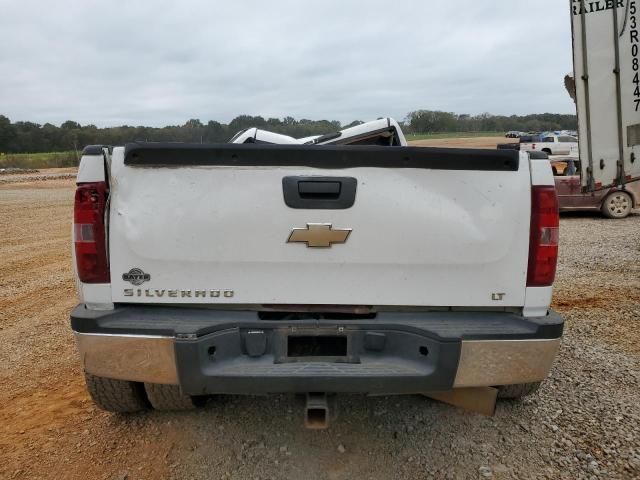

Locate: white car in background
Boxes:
[520,134,578,156]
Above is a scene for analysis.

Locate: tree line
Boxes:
[0,111,578,154]
[405,111,577,134]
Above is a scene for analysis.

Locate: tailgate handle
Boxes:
[283,176,357,209]
[298,181,341,198]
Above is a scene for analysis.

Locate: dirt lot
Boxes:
[409,136,512,149]
[1,172,639,480]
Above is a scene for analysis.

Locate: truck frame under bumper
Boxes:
[71,305,563,396]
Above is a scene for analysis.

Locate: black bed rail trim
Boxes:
[82,145,109,155]
[123,142,520,171]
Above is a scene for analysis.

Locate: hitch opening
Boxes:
[304,393,329,429]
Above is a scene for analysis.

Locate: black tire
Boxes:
[85,373,149,413]
[144,383,197,411]
[497,382,541,399]
[601,191,633,219]
[541,148,552,155]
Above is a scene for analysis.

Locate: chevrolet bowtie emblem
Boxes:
[287,223,352,248]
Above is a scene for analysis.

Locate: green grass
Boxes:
[0,151,79,169]
[405,132,505,141]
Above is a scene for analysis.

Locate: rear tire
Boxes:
[541,148,552,155]
[85,373,149,413]
[497,382,541,399]
[601,191,633,219]
[144,383,197,411]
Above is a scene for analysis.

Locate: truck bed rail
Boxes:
[123,143,520,171]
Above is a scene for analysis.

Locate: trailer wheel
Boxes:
[497,382,541,399]
[601,191,633,219]
[144,383,198,411]
[85,373,150,413]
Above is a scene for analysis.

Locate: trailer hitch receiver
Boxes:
[304,393,329,429]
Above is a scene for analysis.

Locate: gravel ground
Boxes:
[0,173,76,184]
[0,177,639,480]
[0,168,39,175]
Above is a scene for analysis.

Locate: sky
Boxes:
[0,0,576,127]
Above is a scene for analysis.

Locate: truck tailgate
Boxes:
[108,144,530,308]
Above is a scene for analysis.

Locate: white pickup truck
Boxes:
[519,134,579,156]
[70,119,563,422]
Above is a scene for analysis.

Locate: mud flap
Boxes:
[425,387,498,416]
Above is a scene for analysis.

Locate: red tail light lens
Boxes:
[74,182,110,283]
[527,186,559,287]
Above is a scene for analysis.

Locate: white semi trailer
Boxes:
[571,0,640,190]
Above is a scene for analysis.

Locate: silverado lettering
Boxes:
[124,289,234,298]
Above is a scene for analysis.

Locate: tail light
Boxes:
[527,186,559,287]
[74,182,110,283]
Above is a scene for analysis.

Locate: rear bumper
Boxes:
[71,305,563,396]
